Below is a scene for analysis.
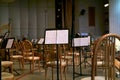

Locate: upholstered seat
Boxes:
[47,60,67,66]
[1,61,13,73]
[11,55,23,58]
[24,56,40,60]
[1,61,13,67]
[1,72,14,80]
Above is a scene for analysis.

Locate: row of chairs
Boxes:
[1,39,80,80]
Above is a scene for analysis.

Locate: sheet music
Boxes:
[57,30,68,44]
[80,37,89,46]
[0,38,2,43]
[45,30,57,44]
[6,39,14,49]
[45,30,68,44]
[72,37,90,47]
[38,38,44,44]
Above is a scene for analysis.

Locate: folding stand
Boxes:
[45,29,69,80]
[72,36,91,80]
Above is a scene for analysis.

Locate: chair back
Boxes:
[92,33,120,80]
[12,40,23,54]
[22,40,34,58]
[44,44,57,62]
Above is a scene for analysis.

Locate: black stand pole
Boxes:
[56,44,59,80]
[73,46,75,80]
[79,47,82,75]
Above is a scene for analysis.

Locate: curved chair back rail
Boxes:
[92,33,120,80]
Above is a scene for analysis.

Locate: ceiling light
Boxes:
[104,3,109,7]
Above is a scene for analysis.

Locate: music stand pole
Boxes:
[73,46,75,80]
[56,44,59,80]
[79,47,82,75]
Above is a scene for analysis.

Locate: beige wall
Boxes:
[75,0,105,38]
[0,0,106,40]
[0,0,55,40]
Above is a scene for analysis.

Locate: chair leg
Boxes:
[32,61,35,73]
[21,58,24,70]
[19,59,22,70]
[52,67,54,80]
[38,60,41,72]
[63,66,66,80]
[45,67,47,80]
[11,64,13,74]
[30,61,34,73]
[60,66,62,80]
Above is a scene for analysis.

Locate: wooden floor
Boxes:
[3,58,120,80]
[13,58,92,80]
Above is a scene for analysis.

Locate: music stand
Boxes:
[72,36,90,79]
[1,38,15,60]
[45,29,69,80]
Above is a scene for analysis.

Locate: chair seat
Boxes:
[47,61,66,66]
[62,56,73,59]
[24,56,40,60]
[97,61,103,66]
[11,55,23,58]
[23,52,33,55]
[68,52,79,56]
[1,61,13,67]
[81,76,105,80]
[1,72,14,80]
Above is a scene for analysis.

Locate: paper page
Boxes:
[72,37,90,47]
[38,38,44,44]
[45,30,57,44]
[0,38,2,43]
[72,38,80,47]
[57,30,68,44]
[6,39,14,49]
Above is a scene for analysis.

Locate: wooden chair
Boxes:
[62,47,80,66]
[81,33,120,80]
[44,44,67,80]
[22,39,41,73]
[10,40,24,70]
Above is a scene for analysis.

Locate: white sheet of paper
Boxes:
[57,30,68,44]
[115,38,120,51]
[6,39,14,48]
[45,30,68,44]
[72,38,80,47]
[45,30,57,44]
[72,37,90,47]
[38,38,44,44]
[0,38,2,43]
